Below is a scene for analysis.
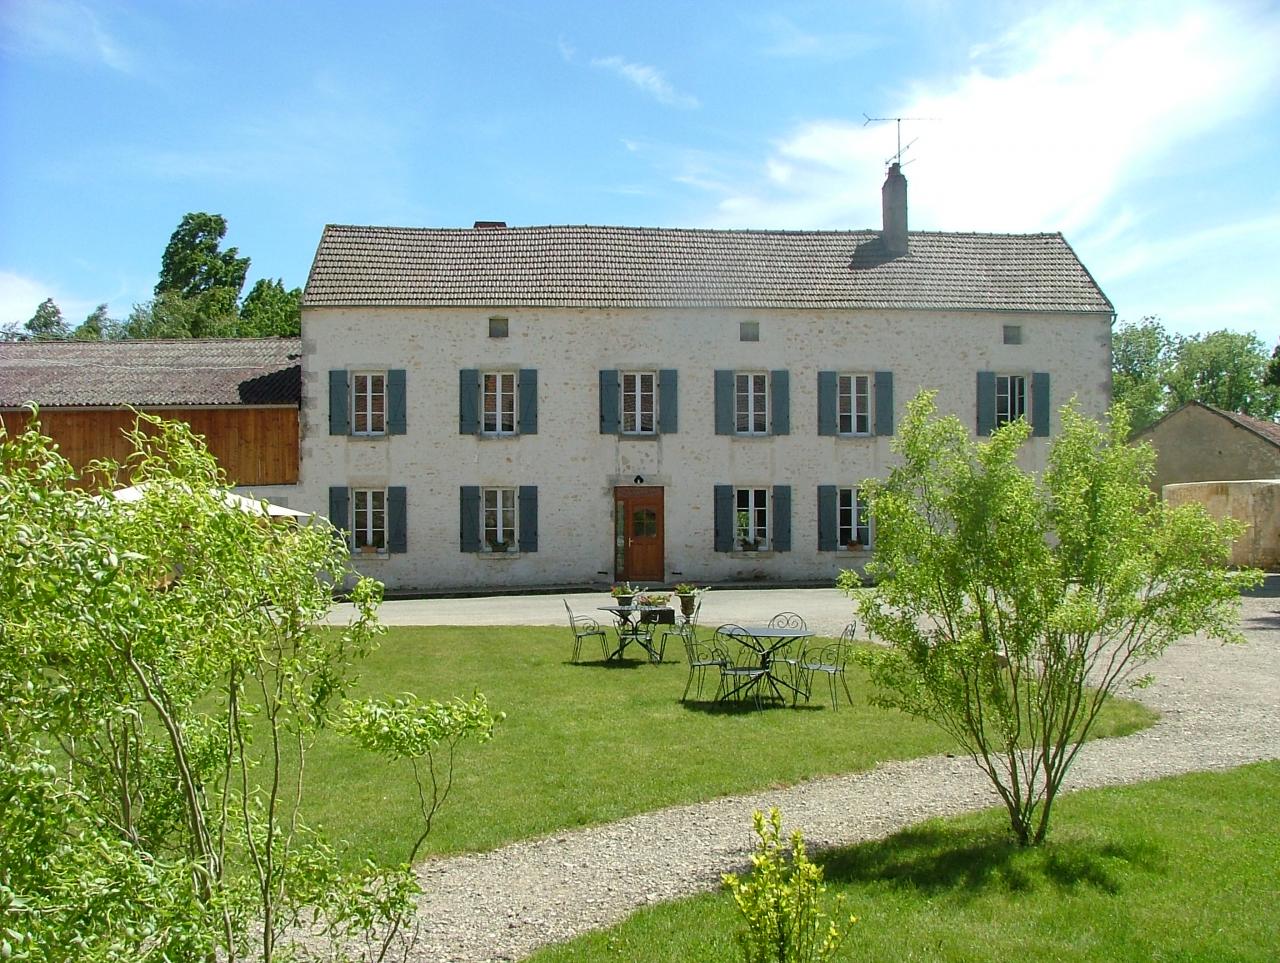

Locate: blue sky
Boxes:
[1,0,1277,345]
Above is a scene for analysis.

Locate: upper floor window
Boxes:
[837,374,872,436]
[621,372,657,434]
[740,320,760,342]
[460,368,537,436]
[1003,324,1022,345]
[735,373,768,435]
[488,316,509,338]
[351,372,386,436]
[995,374,1027,429]
[482,371,516,435]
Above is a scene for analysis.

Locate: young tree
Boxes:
[238,277,302,337]
[24,297,70,340]
[156,212,250,320]
[844,393,1258,846]
[1111,317,1173,431]
[0,412,498,960]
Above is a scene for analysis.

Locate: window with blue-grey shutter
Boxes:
[976,371,997,436]
[328,486,350,541]
[459,369,479,434]
[658,369,678,434]
[599,370,620,434]
[518,369,538,434]
[1031,372,1050,437]
[772,485,791,551]
[817,485,838,550]
[387,369,407,435]
[329,370,349,435]
[518,486,538,552]
[713,484,735,552]
[714,371,735,435]
[817,372,838,436]
[874,371,894,436]
[459,486,480,552]
[770,370,790,435]
[387,486,407,553]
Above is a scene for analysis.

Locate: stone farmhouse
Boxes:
[295,165,1114,593]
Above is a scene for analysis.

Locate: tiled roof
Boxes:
[1210,404,1280,448]
[303,224,1114,314]
[0,338,301,408]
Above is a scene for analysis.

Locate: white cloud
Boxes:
[699,2,1280,233]
[590,56,699,109]
[0,270,101,328]
[0,0,134,73]
[756,14,882,59]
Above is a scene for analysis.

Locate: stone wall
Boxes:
[1164,479,1280,570]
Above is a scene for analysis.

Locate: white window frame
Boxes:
[482,487,517,552]
[482,371,517,436]
[735,487,769,551]
[351,371,386,436]
[734,372,768,435]
[621,371,657,434]
[837,373,872,436]
[352,488,386,554]
[837,486,871,549]
[995,374,1028,429]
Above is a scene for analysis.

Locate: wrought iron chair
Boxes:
[658,596,701,662]
[680,628,726,702]
[714,623,768,709]
[768,612,809,689]
[797,622,856,709]
[563,600,608,663]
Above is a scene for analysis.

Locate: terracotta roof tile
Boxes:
[303,224,1114,314]
[0,338,301,408]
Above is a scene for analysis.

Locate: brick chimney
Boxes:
[881,163,908,257]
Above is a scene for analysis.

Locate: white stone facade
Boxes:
[292,304,1111,594]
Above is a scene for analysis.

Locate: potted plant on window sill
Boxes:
[736,511,761,553]
[485,536,511,554]
[844,538,862,552]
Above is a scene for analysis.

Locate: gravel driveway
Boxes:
[356,590,1280,962]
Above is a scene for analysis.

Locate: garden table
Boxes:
[719,625,813,704]
[597,606,670,662]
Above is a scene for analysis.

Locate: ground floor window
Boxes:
[838,487,870,548]
[482,487,517,551]
[352,488,386,553]
[735,487,769,550]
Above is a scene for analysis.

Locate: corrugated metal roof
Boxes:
[0,338,301,408]
[303,224,1114,314]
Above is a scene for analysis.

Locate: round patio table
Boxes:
[721,625,814,703]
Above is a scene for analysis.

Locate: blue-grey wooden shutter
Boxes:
[874,370,894,436]
[976,371,996,436]
[599,369,620,434]
[387,369,406,435]
[328,486,350,540]
[329,370,349,435]
[714,370,734,435]
[459,369,479,435]
[817,485,838,551]
[1031,372,1051,437]
[817,371,838,436]
[387,486,407,553]
[518,485,538,552]
[770,370,790,435]
[713,485,734,552]
[772,485,791,551]
[518,368,538,435]
[658,369,678,434]
[459,486,480,552]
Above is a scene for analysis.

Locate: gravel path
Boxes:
[391,594,1280,962]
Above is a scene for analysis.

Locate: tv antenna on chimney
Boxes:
[862,114,937,166]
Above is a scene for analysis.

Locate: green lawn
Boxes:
[299,625,1155,867]
[528,762,1280,962]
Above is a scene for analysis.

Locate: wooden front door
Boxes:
[614,486,664,583]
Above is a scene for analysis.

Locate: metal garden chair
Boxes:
[563,599,608,663]
[714,623,768,709]
[680,628,727,702]
[797,622,856,709]
[658,596,701,662]
[768,611,809,689]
